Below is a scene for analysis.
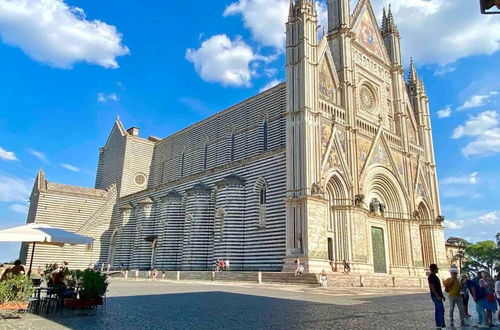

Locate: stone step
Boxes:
[261,272,319,285]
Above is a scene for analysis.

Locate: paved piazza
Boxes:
[0,279,489,329]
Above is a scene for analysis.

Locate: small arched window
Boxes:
[263,120,268,152]
[230,132,235,161]
[259,186,267,205]
[255,177,268,229]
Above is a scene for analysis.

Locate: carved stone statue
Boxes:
[354,194,365,207]
[311,182,324,196]
[369,198,380,214]
[413,210,420,220]
[436,215,445,224]
[379,202,386,216]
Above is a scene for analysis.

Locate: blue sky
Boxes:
[0,0,499,263]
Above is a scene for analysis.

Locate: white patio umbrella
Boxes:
[0,223,94,276]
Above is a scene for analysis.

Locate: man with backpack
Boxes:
[443,268,466,327]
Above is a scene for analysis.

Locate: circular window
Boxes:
[360,85,377,113]
[134,173,146,186]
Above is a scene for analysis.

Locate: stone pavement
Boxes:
[0,279,498,329]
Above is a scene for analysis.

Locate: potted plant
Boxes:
[0,274,34,310]
[63,269,108,308]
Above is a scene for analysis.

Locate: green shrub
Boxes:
[0,274,34,305]
[70,269,108,300]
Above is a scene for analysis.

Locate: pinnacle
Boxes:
[408,58,418,84]
[382,3,399,35]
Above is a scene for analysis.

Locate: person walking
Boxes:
[467,271,487,327]
[480,271,498,327]
[320,270,328,290]
[294,257,301,276]
[225,259,230,271]
[428,264,446,329]
[460,274,472,318]
[495,273,500,324]
[443,268,466,327]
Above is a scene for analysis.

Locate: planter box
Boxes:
[0,302,29,310]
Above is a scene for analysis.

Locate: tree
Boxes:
[446,237,470,273]
[463,240,500,275]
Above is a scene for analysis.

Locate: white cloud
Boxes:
[224,0,327,50]
[0,173,31,203]
[441,172,478,185]
[28,148,48,163]
[259,79,282,93]
[9,204,28,214]
[451,110,500,157]
[97,92,119,103]
[436,105,452,118]
[186,34,258,87]
[434,65,456,76]
[473,211,499,225]
[60,163,80,172]
[444,220,464,230]
[457,91,498,111]
[224,0,289,49]
[0,147,18,161]
[452,111,498,139]
[372,0,500,65]
[0,0,129,69]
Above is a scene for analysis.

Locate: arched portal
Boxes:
[325,172,349,267]
[108,228,120,266]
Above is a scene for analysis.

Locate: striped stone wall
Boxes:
[21,177,117,270]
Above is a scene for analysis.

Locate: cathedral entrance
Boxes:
[371,227,387,273]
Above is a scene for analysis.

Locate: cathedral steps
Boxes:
[110,270,426,288]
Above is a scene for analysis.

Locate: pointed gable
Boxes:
[317,38,340,104]
[351,0,390,63]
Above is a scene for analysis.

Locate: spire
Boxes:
[289,0,294,17]
[382,7,387,32]
[419,78,427,96]
[408,58,418,84]
[328,0,350,32]
[382,4,399,36]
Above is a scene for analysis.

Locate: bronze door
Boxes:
[371,227,387,273]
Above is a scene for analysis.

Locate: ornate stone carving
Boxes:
[354,194,365,207]
[311,182,325,196]
[369,198,380,214]
[413,210,420,221]
[436,215,445,224]
[360,85,376,113]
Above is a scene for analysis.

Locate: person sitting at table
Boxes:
[1,260,25,280]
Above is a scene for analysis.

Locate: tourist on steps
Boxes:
[320,270,328,290]
[468,271,487,327]
[294,257,300,276]
[428,263,446,329]
[443,268,466,327]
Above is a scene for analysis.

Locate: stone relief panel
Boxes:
[352,49,391,84]
[307,200,328,259]
[319,60,336,102]
[410,159,418,184]
[352,213,368,262]
[410,225,423,268]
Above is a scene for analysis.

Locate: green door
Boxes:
[371,227,387,273]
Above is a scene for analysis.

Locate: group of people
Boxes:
[215,259,230,272]
[0,259,26,281]
[428,263,500,328]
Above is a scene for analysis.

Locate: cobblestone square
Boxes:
[0,279,494,329]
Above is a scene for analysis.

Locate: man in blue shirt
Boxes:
[467,271,486,326]
[428,264,446,328]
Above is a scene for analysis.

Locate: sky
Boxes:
[0,0,499,263]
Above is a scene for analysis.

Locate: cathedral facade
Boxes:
[21,0,447,275]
